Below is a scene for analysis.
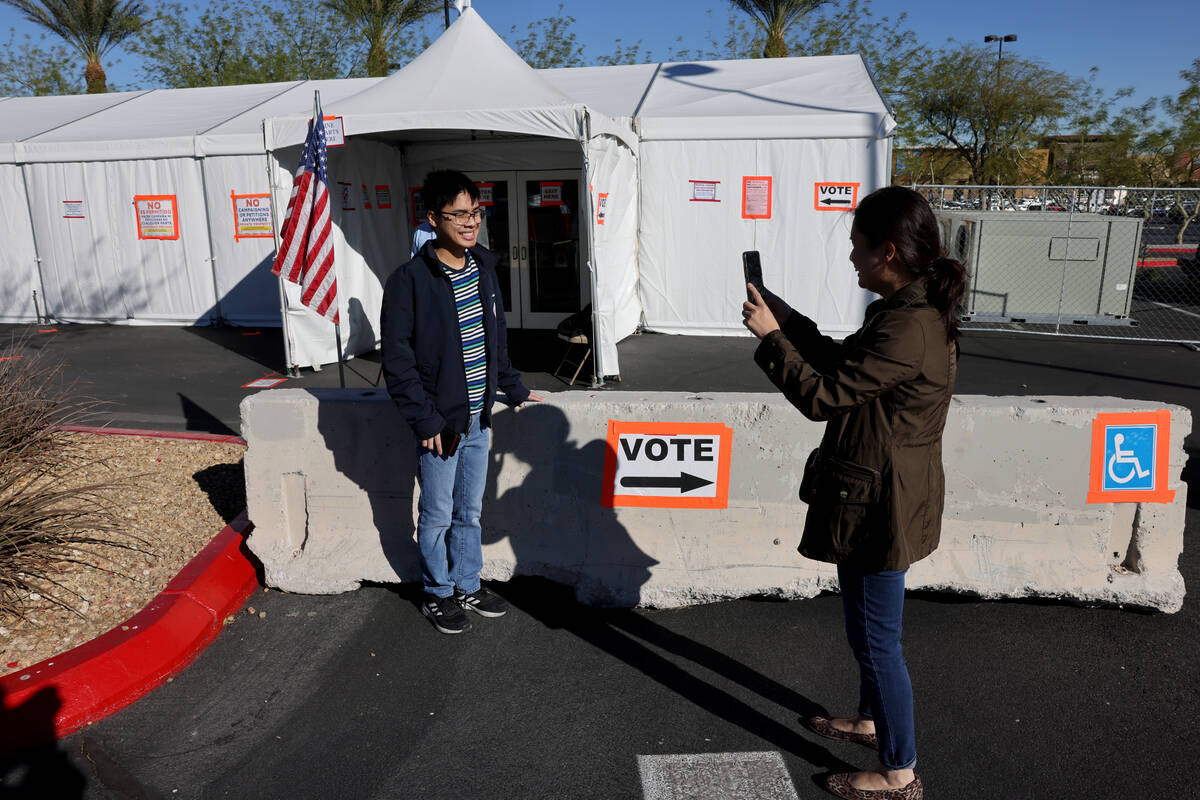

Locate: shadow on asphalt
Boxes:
[495,575,857,774]
[177,393,238,437]
[0,686,87,797]
[181,326,285,374]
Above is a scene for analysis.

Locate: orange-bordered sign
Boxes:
[1086,410,1175,504]
[133,194,179,240]
[476,182,494,207]
[231,191,273,241]
[602,420,733,509]
[742,176,772,219]
[814,181,860,211]
[539,181,564,206]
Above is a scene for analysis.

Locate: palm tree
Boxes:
[323,0,443,78]
[1,0,146,93]
[728,0,829,59]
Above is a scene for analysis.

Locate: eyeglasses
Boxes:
[438,208,484,225]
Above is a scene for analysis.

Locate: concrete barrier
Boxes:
[242,389,1189,612]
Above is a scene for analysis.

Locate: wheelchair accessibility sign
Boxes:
[1087,410,1175,504]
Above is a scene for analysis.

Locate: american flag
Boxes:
[272,95,338,325]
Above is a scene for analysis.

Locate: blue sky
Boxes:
[1,0,1195,109]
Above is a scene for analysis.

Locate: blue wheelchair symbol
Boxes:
[1102,424,1156,491]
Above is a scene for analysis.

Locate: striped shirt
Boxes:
[441,252,487,414]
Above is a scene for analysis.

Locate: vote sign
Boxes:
[1086,410,1175,504]
[602,421,732,509]
[813,181,860,211]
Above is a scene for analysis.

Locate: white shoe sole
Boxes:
[422,605,471,634]
[456,598,508,618]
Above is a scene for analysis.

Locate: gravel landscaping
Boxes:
[0,433,246,677]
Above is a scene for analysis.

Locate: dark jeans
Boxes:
[837,564,917,771]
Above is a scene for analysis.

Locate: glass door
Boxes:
[468,171,520,327]
[516,170,587,328]
[467,169,589,329]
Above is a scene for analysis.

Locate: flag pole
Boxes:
[313,89,346,388]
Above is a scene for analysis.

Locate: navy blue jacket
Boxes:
[381,241,530,440]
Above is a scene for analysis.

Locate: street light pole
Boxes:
[983,33,1018,69]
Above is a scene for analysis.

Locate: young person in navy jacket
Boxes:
[382,169,543,634]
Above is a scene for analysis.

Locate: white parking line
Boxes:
[638,752,800,800]
[1148,300,1200,320]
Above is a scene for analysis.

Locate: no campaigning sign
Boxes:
[602,421,732,509]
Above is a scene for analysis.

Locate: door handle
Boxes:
[521,246,527,261]
[512,245,518,262]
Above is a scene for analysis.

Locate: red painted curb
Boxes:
[0,432,260,754]
[56,424,246,446]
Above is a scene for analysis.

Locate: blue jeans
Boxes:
[414,413,489,599]
[837,564,917,771]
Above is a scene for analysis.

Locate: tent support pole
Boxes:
[581,115,604,389]
[197,157,223,325]
[265,147,299,378]
[19,163,50,324]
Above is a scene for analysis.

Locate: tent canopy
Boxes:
[542,55,895,140]
[0,79,379,163]
[267,9,584,150]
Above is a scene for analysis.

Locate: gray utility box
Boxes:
[935,210,1144,325]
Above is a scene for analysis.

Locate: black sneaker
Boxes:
[422,594,472,634]
[454,586,508,618]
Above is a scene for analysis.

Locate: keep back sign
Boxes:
[602,421,732,509]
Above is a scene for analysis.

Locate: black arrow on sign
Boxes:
[821,197,852,206]
[620,472,714,494]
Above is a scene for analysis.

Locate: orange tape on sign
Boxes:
[814,181,860,211]
[134,195,179,240]
[602,420,733,509]
[742,176,772,219]
[1086,410,1175,504]
[231,191,273,241]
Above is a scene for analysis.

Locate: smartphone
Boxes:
[742,250,765,300]
[439,428,461,457]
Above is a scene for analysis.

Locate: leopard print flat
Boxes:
[825,772,923,799]
[802,715,879,749]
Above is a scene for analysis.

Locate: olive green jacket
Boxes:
[753,279,957,571]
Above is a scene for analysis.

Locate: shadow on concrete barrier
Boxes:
[314,389,420,587]
[242,389,1189,612]
[483,402,657,606]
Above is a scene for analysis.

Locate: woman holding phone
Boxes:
[741,186,967,800]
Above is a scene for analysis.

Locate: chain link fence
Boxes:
[912,185,1200,346]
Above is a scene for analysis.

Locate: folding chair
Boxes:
[553,329,592,387]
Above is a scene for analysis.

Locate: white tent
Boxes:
[0,79,379,329]
[0,8,896,378]
[263,7,640,375]
[542,56,895,338]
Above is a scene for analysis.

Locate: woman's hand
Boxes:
[759,286,792,324]
[742,284,781,339]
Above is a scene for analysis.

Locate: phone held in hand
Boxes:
[439,428,461,457]
[742,250,765,300]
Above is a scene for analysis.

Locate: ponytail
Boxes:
[921,256,969,343]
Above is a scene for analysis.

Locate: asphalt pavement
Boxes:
[0,322,1197,799]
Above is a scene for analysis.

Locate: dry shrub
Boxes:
[0,336,145,621]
